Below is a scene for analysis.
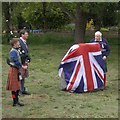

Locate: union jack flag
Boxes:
[58,43,105,93]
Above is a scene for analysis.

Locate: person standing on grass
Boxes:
[18,29,31,95]
[90,31,110,88]
[6,38,28,106]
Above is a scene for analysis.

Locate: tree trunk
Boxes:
[94,17,102,32]
[74,4,87,43]
[3,2,11,33]
[42,2,47,32]
[2,2,12,42]
[3,2,17,33]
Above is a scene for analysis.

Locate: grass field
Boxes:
[2,32,119,118]
[0,44,2,120]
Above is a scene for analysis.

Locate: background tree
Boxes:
[2,2,11,33]
[42,2,47,32]
[58,3,96,43]
[17,13,26,32]
[2,2,119,43]
[2,2,16,33]
[102,3,118,28]
[2,2,18,41]
[20,2,70,31]
[58,2,119,43]
[117,2,120,39]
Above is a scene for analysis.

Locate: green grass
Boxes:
[0,44,2,119]
[2,32,119,118]
[2,32,74,45]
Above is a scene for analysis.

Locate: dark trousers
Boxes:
[20,78,25,93]
[103,60,107,73]
[11,90,19,104]
[104,73,106,87]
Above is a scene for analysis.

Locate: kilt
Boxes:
[6,67,20,91]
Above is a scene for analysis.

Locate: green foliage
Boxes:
[75,3,119,28]
[2,34,8,44]
[2,2,119,44]
[63,23,75,31]
[21,3,70,29]
[117,2,120,28]
[102,3,118,27]
[100,28,109,32]
[2,15,6,31]
[2,2,18,31]
[2,32,74,45]
[27,32,74,45]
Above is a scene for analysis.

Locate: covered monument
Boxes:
[58,43,106,93]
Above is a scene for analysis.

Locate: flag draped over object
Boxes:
[58,43,105,93]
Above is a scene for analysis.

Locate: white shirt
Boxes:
[20,37,28,49]
[20,37,26,44]
[95,39,102,42]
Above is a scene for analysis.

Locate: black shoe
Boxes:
[22,91,31,95]
[17,102,24,106]
[13,102,24,107]
[18,92,25,96]
[13,103,17,107]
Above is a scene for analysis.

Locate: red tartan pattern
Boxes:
[6,67,20,91]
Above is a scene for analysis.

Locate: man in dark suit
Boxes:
[90,31,110,88]
[19,30,31,95]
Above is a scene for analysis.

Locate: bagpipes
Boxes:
[18,48,30,78]
[18,48,31,65]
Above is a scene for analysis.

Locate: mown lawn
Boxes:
[2,33,119,118]
[0,44,2,120]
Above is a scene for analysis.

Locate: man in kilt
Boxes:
[6,38,28,106]
[18,30,31,95]
[90,31,110,88]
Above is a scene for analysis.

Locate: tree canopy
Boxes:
[2,2,119,43]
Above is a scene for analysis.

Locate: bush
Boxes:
[63,23,75,31]
[2,34,10,44]
[27,32,74,45]
[109,26,118,31]
[100,28,109,32]
[2,32,74,45]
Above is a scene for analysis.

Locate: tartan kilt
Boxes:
[6,67,20,91]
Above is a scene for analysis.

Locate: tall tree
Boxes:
[2,2,11,33]
[2,2,18,42]
[58,3,90,43]
[117,2,120,38]
[21,2,70,30]
[58,2,118,43]
[102,3,118,27]
[74,3,87,43]
[42,2,47,31]
[2,2,17,33]
[17,13,26,31]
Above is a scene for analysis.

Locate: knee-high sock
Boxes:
[15,90,20,103]
[11,91,17,104]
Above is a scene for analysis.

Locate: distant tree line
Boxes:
[2,2,119,43]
